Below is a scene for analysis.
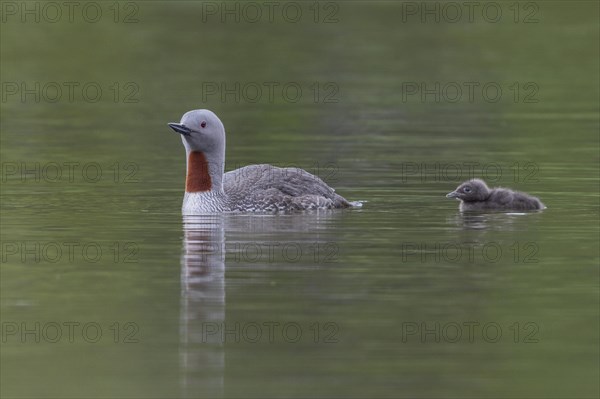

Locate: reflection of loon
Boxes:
[168,109,361,213]
[180,215,225,398]
[179,213,344,397]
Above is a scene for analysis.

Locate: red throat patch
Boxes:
[186,151,212,192]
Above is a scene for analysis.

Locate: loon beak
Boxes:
[446,191,459,199]
[168,123,192,137]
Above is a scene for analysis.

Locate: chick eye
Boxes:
[200,121,207,128]
[464,187,471,193]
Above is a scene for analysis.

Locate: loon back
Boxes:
[223,164,352,212]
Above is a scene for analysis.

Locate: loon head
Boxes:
[169,109,227,193]
[446,179,491,202]
[168,109,226,155]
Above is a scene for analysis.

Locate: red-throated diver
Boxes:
[169,109,360,214]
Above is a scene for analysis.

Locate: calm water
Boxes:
[1,1,599,398]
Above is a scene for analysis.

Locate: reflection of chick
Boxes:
[446,179,545,212]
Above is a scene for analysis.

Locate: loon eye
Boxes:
[464,186,471,193]
[200,121,207,128]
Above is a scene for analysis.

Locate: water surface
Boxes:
[1,2,599,398]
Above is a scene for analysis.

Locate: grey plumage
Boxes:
[169,109,358,214]
[224,165,352,212]
[446,179,545,212]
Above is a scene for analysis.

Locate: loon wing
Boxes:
[223,164,351,210]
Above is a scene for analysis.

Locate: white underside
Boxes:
[182,191,228,214]
[182,190,362,214]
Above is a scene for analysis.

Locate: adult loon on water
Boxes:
[168,109,360,214]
